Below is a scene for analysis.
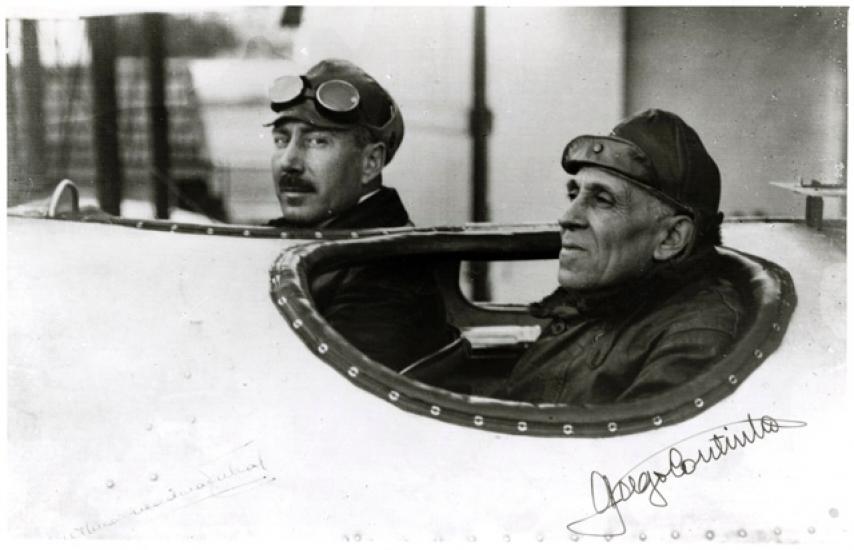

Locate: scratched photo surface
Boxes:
[5,3,849,544]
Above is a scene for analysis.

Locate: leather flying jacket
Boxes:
[270,187,454,371]
[496,248,746,405]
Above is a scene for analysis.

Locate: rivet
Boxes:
[280,232,289,238]
[314,231,323,239]
[652,415,663,426]
[292,319,303,329]
[347,366,359,378]
[136,221,144,228]
[473,415,484,427]
[705,529,714,540]
[772,322,781,332]
[808,526,816,534]
[243,230,251,237]
[773,527,782,535]
[503,534,510,542]
[829,507,839,518]
[206,228,214,235]
[670,529,680,539]
[517,421,528,432]
[170,224,178,232]
[638,532,647,541]
[607,421,618,433]
[737,528,747,538]
[728,374,738,385]
[754,349,764,359]
[106,479,115,489]
[150,473,159,482]
[694,398,704,408]
[353,533,361,542]
[604,534,612,541]
[536,533,544,542]
[563,424,574,435]
[430,405,441,416]
[318,343,329,354]
[350,232,359,238]
[593,143,604,153]
[388,390,400,402]
[277,296,288,306]
[570,533,579,542]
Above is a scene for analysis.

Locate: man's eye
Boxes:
[596,194,614,206]
[273,135,289,148]
[307,135,330,146]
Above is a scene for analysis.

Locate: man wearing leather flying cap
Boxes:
[264,59,452,370]
[496,109,746,405]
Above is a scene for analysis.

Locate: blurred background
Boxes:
[6,6,847,225]
[5,6,847,219]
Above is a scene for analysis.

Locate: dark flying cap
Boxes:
[561,109,721,215]
[266,59,405,164]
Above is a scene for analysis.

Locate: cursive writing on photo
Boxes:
[66,455,273,538]
[566,414,807,537]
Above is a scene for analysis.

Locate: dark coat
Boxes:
[496,249,746,404]
[270,187,453,371]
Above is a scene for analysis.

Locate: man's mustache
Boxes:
[277,174,316,193]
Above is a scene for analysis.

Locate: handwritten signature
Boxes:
[567,414,807,537]
[67,452,273,538]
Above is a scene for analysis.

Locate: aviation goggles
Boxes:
[269,75,395,130]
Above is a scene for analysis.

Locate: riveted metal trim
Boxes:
[267,230,797,438]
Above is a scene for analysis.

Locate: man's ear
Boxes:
[653,215,695,261]
[361,142,386,184]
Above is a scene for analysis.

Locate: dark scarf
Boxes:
[531,247,721,320]
[267,187,411,230]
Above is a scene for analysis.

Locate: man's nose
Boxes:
[275,140,304,173]
[558,199,588,230]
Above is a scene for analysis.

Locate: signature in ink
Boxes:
[67,452,273,538]
[567,413,807,537]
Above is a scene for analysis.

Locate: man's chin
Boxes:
[558,269,592,291]
[276,204,326,228]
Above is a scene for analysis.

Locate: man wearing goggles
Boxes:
[494,109,747,405]
[264,58,452,370]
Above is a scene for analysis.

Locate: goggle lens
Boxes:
[315,80,360,113]
[269,76,361,114]
[269,75,305,104]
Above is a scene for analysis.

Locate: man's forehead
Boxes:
[272,120,348,134]
[568,167,634,195]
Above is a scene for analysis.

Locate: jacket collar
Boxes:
[531,247,721,320]
[268,186,411,230]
